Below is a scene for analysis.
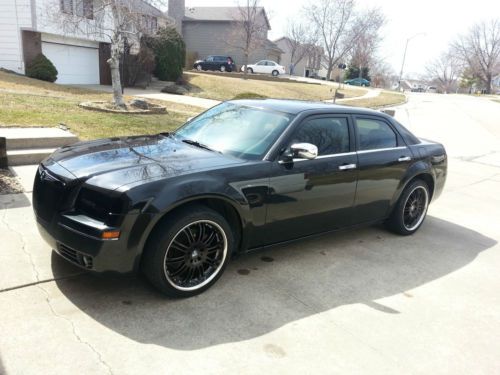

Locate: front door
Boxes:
[353,116,413,223]
[264,115,358,244]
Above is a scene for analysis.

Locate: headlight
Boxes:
[76,187,127,222]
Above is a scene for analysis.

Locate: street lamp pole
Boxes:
[398,32,425,91]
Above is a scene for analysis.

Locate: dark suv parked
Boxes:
[193,56,236,72]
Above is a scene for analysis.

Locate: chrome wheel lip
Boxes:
[163,219,228,292]
[402,186,429,231]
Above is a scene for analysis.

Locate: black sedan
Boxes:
[193,55,236,72]
[33,100,447,298]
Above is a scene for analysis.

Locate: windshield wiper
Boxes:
[181,139,220,153]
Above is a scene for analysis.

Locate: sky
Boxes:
[184,0,500,78]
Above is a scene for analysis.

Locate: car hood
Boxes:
[43,135,245,190]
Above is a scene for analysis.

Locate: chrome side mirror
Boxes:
[290,143,318,160]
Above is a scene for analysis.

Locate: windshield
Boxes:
[173,102,294,160]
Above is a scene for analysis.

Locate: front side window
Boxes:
[356,118,397,150]
[174,103,294,160]
[290,117,350,156]
[206,56,214,62]
[256,61,266,66]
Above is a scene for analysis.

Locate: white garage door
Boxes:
[41,42,100,84]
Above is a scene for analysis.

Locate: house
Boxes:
[273,37,323,77]
[167,1,283,67]
[0,0,166,85]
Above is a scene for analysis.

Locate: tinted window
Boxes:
[356,118,397,150]
[206,56,214,62]
[174,102,294,160]
[290,117,350,155]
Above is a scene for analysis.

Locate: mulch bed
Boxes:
[0,169,24,194]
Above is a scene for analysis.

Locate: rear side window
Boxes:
[290,117,350,155]
[356,118,397,150]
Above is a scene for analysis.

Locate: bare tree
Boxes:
[226,0,267,78]
[452,19,500,94]
[46,0,168,106]
[284,19,317,75]
[425,51,462,93]
[305,0,385,80]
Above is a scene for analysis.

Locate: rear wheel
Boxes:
[142,206,234,298]
[220,65,226,72]
[386,179,430,235]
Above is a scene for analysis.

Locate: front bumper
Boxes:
[36,212,140,273]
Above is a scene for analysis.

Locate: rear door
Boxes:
[353,116,413,223]
[264,114,358,244]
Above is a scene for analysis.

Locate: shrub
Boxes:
[26,54,58,82]
[147,27,186,81]
[232,92,268,100]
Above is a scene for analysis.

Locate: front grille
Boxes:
[58,243,94,269]
[33,166,66,223]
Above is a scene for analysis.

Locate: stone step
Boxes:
[0,127,79,150]
[7,148,57,166]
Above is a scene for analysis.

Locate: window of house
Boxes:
[60,0,73,14]
[290,117,350,156]
[356,118,398,150]
[75,0,93,19]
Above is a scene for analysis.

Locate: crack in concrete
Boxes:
[0,272,87,293]
[37,283,114,375]
[0,201,41,282]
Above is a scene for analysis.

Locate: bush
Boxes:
[124,39,156,87]
[232,92,268,100]
[147,27,186,81]
[26,54,58,82]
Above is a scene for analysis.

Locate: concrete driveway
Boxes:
[1,93,500,374]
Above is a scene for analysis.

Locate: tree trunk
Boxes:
[326,64,333,82]
[485,73,492,95]
[243,52,249,80]
[108,55,125,107]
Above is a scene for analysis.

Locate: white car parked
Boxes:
[241,60,286,76]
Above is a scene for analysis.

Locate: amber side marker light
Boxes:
[102,230,121,240]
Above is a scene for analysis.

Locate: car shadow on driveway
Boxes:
[52,216,496,350]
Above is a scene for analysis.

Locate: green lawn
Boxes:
[184,72,366,101]
[342,91,407,108]
[0,71,202,140]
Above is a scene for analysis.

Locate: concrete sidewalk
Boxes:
[75,84,219,109]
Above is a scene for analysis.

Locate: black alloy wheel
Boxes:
[386,179,430,235]
[142,205,234,298]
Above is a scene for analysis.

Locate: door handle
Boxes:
[398,156,411,162]
[338,163,357,170]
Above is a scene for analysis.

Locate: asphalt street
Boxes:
[0,93,499,374]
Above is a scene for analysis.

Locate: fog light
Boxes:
[102,230,120,240]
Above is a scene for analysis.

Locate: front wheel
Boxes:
[195,64,202,71]
[272,70,279,76]
[386,179,430,235]
[247,67,253,74]
[142,206,234,298]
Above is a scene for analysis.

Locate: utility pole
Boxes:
[398,32,425,91]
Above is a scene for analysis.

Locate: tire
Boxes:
[386,179,430,235]
[142,205,235,298]
[220,65,226,72]
[272,70,279,76]
[247,68,253,74]
[196,64,202,71]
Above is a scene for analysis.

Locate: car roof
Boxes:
[228,99,387,116]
